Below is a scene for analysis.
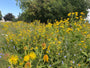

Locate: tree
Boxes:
[16,13,25,21]
[16,0,90,23]
[0,11,2,20]
[4,13,15,21]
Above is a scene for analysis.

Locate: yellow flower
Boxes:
[60,25,64,28]
[67,18,70,20]
[66,28,73,32]
[80,12,85,15]
[70,61,73,63]
[72,12,74,15]
[35,47,38,49]
[75,12,78,16]
[55,38,57,41]
[46,51,49,53]
[48,39,51,41]
[77,28,80,31]
[87,34,90,38]
[47,45,50,50]
[74,22,77,25]
[58,41,61,44]
[68,12,71,16]
[19,62,23,65]
[80,16,82,18]
[53,42,55,44]
[84,32,87,34]
[30,47,33,50]
[25,62,31,68]
[24,46,28,50]
[24,55,29,61]
[9,55,18,65]
[42,43,46,50]
[75,17,79,19]
[81,41,84,43]
[78,43,81,46]
[78,64,81,67]
[70,67,72,68]
[29,52,36,60]
[84,46,87,48]
[43,55,49,62]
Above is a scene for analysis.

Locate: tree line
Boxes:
[16,0,90,23]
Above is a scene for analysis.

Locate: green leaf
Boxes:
[82,51,88,57]
[87,58,90,62]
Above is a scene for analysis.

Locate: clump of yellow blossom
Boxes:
[24,55,29,62]
[43,55,49,62]
[66,28,73,33]
[29,52,36,60]
[9,55,18,65]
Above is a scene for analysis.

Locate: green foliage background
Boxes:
[0,11,2,20]
[16,0,90,23]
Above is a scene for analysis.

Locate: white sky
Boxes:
[86,9,90,20]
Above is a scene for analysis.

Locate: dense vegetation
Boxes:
[0,12,90,68]
[0,11,2,20]
[4,13,15,21]
[16,0,90,23]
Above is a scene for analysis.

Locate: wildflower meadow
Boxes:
[0,12,90,68]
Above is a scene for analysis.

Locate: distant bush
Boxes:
[4,13,15,21]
